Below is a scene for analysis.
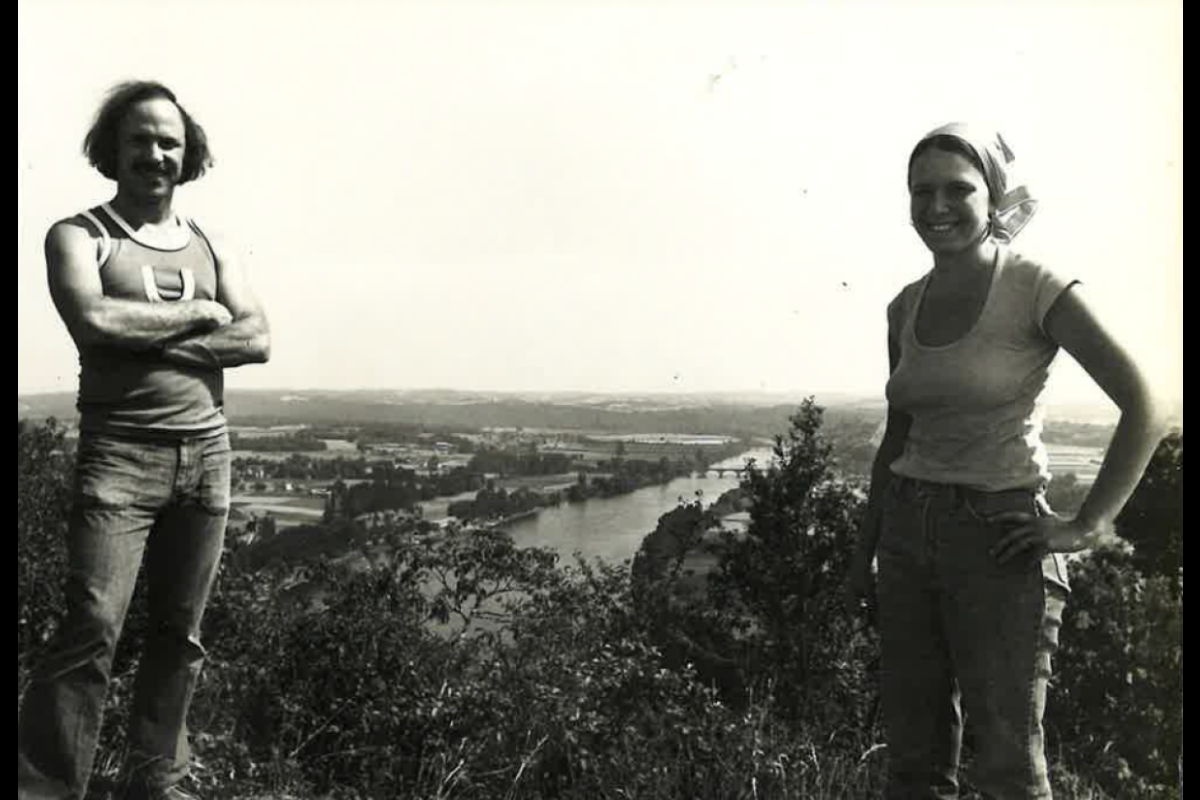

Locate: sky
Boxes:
[18,0,1182,408]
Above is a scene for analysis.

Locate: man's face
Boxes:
[116,97,187,200]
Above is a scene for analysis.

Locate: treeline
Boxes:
[1042,420,1117,448]
[448,485,561,522]
[337,467,487,518]
[467,449,575,476]
[233,454,371,483]
[231,430,328,452]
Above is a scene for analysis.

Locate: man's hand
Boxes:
[844,549,878,622]
[195,300,233,331]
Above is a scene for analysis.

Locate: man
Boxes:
[18,81,269,800]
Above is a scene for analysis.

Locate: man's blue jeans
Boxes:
[877,476,1070,800]
[18,431,231,799]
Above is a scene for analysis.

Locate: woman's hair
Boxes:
[83,80,213,184]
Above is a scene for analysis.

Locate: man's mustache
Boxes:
[134,162,174,175]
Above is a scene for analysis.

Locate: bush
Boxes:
[1051,546,1183,797]
[17,419,73,684]
[1048,432,1183,799]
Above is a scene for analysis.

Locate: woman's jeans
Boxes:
[877,476,1070,800]
[18,431,231,799]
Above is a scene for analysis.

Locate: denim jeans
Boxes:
[18,431,231,799]
[877,476,1069,800]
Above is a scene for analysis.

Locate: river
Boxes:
[497,448,775,564]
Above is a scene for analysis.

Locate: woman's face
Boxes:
[908,147,992,256]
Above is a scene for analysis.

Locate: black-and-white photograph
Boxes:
[19,1,1181,798]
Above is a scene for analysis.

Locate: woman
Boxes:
[845,123,1166,799]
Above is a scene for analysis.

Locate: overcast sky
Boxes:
[18,0,1182,408]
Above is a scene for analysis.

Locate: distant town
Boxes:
[17,387,1141,545]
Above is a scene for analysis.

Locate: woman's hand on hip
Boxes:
[989,511,1112,563]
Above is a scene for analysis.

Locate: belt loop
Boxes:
[915,477,936,500]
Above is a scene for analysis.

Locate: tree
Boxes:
[420,525,562,636]
[709,398,871,723]
[1116,431,1183,590]
[630,400,876,727]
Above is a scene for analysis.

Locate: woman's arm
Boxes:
[845,335,911,614]
[992,285,1168,562]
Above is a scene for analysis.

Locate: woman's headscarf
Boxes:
[915,122,1037,242]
